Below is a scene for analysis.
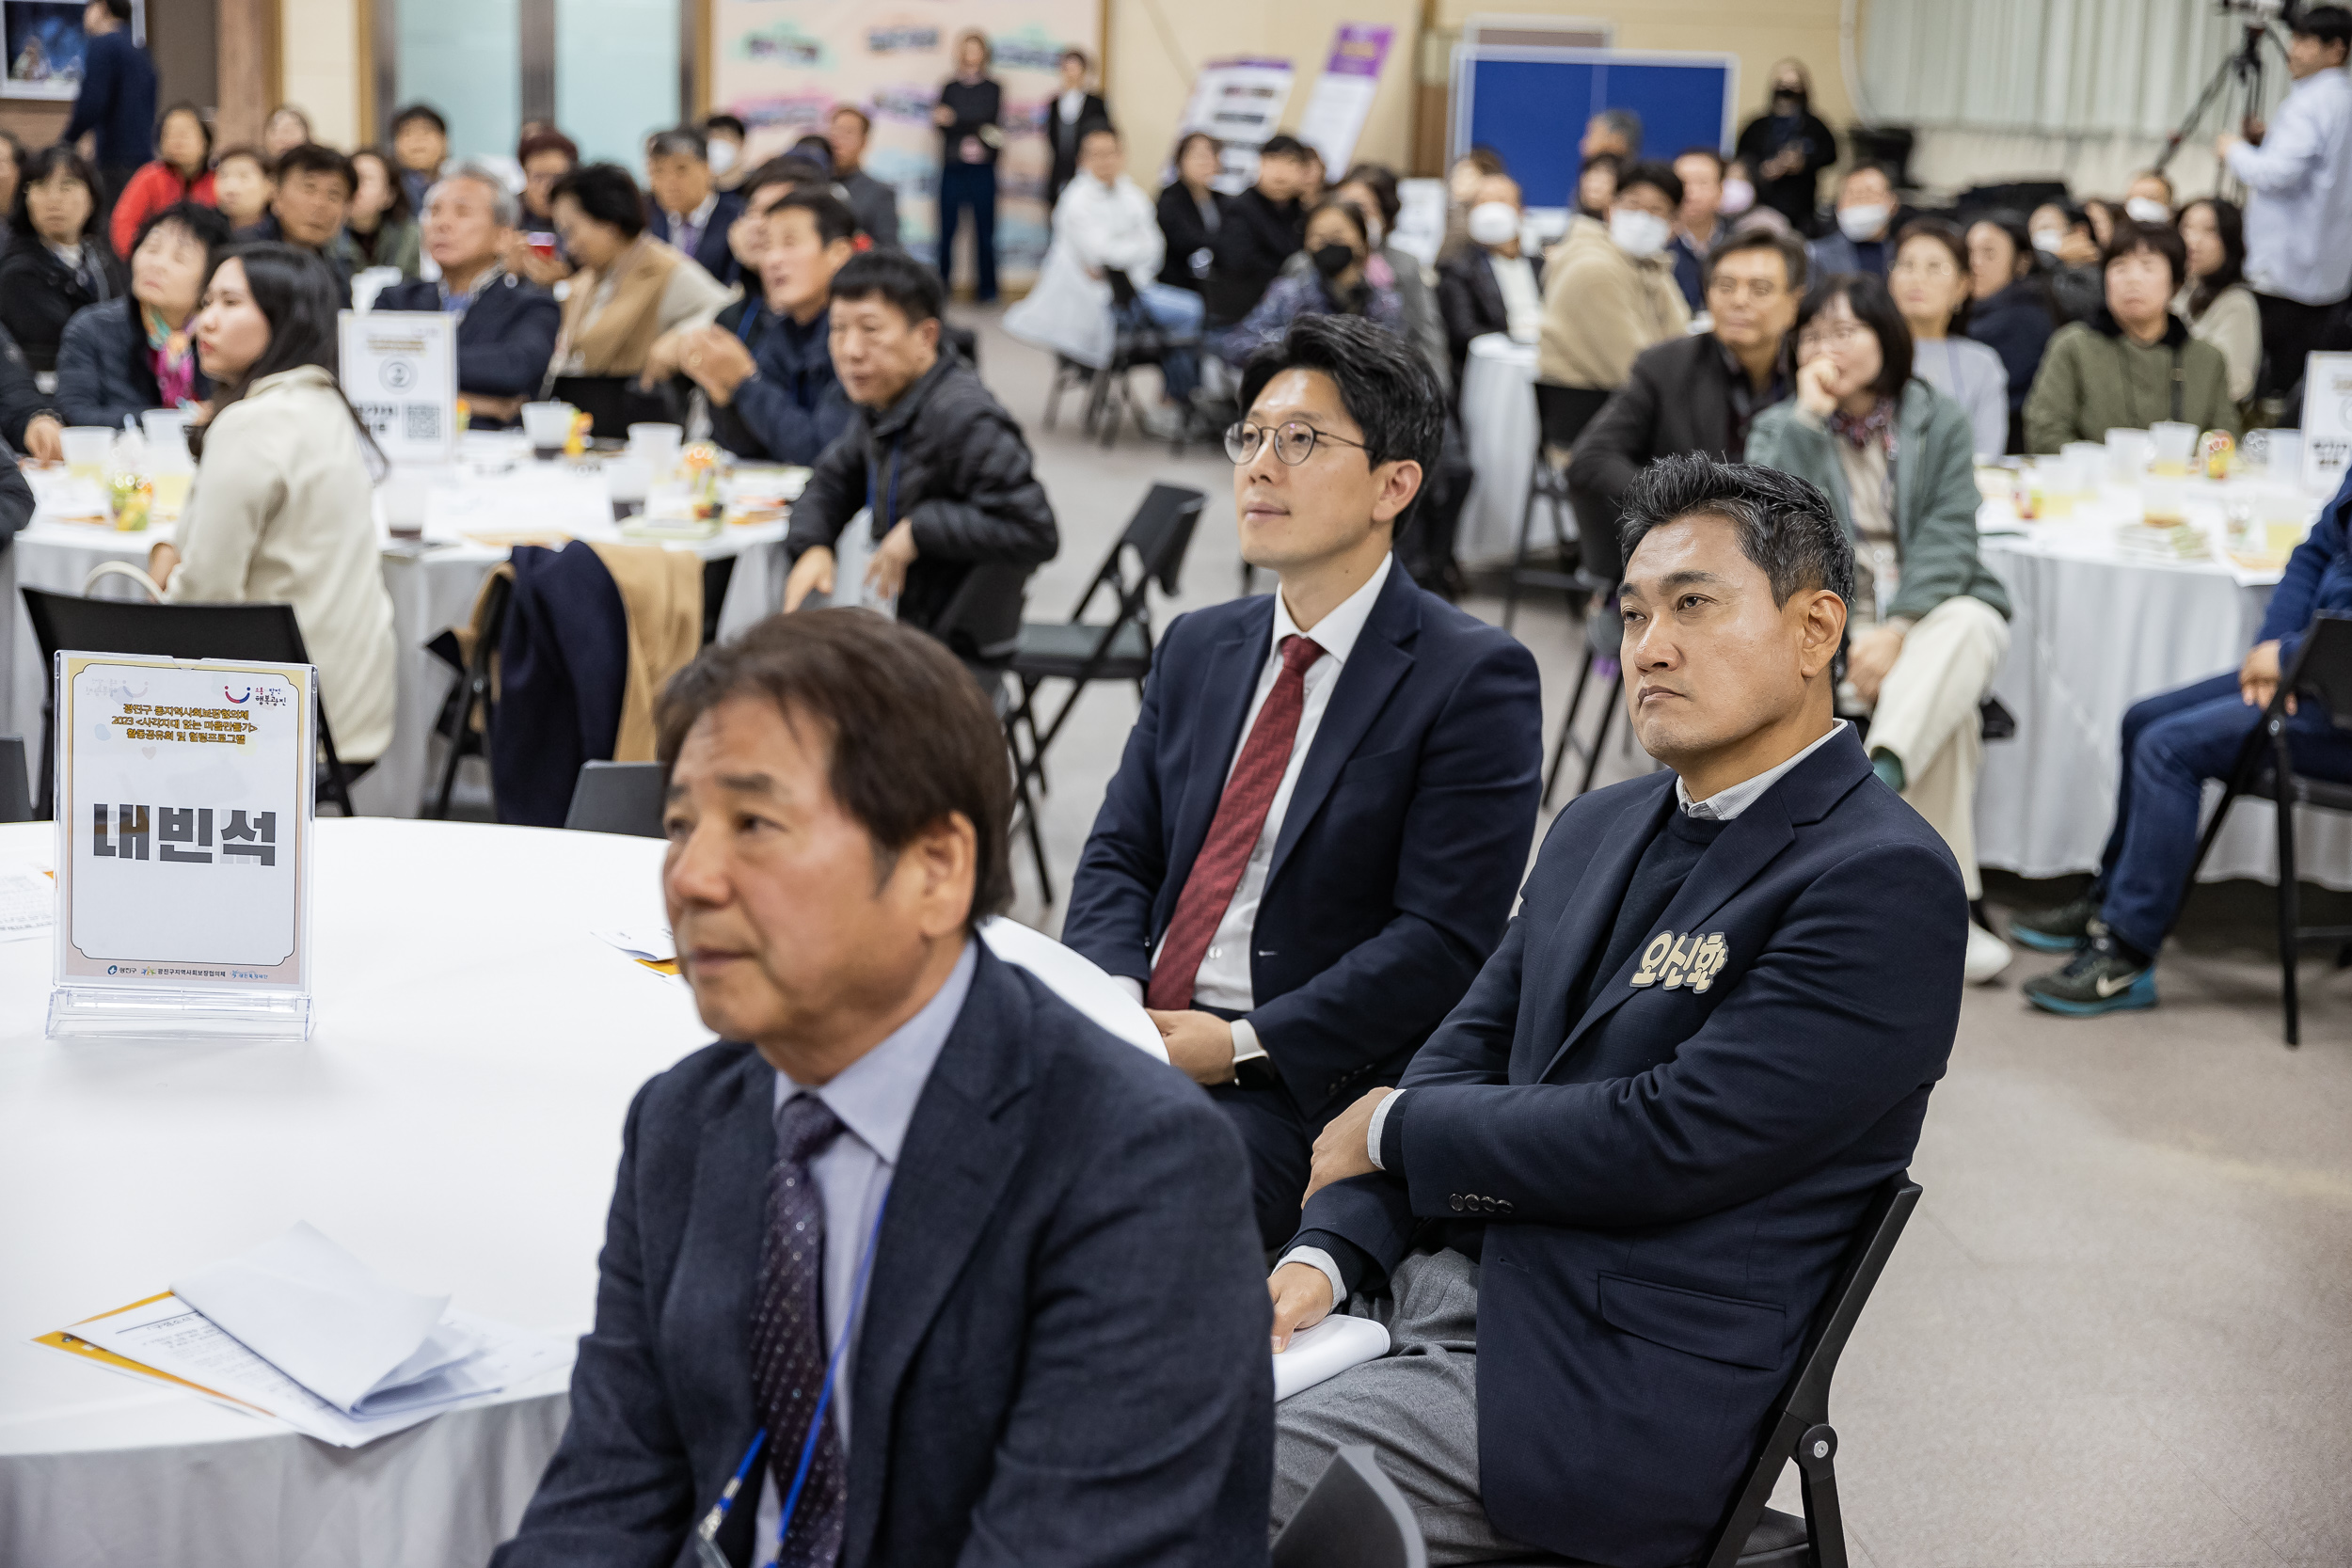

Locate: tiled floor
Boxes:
[967,307,2352,1566]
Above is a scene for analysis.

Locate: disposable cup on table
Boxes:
[2105,428,2152,483]
[61,426,115,480]
[521,402,577,459]
[628,422,682,480]
[140,407,189,450]
[2149,420,2198,474]
[2250,429,2302,482]
[604,455,652,513]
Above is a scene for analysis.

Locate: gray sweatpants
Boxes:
[1271,1246,1534,1564]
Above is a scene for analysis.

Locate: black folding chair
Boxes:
[425,572,513,821]
[2179,611,2352,1046]
[699,555,738,648]
[1503,384,1611,632]
[0,736,31,823]
[1001,484,1206,898]
[1273,1446,1428,1568]
[21,587,358,819]
[1489,1176,1924,1568]
[564,760,665,837]
[1543,576,1629,807]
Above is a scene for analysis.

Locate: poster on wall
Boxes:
[1177,58,1297,192]
[711,0,1103,291]
[3,0,143,101]
[1294,25,1393,176]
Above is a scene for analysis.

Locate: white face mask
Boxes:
[2030,230,2064,256]
[708,139,739,175]
[1363,216,1385,249]
[1466,200,1519,247]
[1609,208,1672,259]
[1837,203,1891,242]
[1720,178,1756,216]
[2123,197,2169,224]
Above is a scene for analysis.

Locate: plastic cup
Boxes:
[61,426,114,481]
[2254,429,2303,483]
[2149,420,2198,475]
[2105,428,2152,482]
[521,402,578,458]
[628,422,683,478]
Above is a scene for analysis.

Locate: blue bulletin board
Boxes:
[1451,47,1737,211]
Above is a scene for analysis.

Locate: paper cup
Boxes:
[2105,428,2151,483]
[628,422,683,477]
[521,402,578,454]
[61,426,115,479]
[2149,420,2198,474]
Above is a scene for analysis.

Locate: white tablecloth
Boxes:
[1976,521,2352,888]
[0,817,1160,1567]
[2,467,786,816]
[1455,334,1548,566]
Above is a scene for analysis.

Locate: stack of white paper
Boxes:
[54,1223,570,1447]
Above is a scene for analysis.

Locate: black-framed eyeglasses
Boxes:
[1224,420,1373,467]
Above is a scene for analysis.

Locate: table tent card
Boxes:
[339,309,459,467]
[48,653,316,1039]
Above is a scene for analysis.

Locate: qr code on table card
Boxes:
[404,404,441,442]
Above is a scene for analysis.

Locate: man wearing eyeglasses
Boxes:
[1062,314,1544,1250]
[1570,227,1808,579]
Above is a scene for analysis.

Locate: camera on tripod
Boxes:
[2218,0,2298,24]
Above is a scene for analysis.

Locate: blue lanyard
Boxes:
[863,446,902,533]
[691,1186,891,1568]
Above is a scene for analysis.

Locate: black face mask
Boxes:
[1773,90,1805,114]
[1311,242,1356,278]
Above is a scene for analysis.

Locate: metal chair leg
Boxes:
[1503,457,1545,632]
[1576,673,1623,799]
[1543,646,1598,808]
[2274,724,2301,1048]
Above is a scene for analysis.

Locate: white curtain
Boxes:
[1862,0,2288,138]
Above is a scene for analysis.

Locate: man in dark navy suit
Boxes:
[373,162,559,428]
[1062,314,1543,1249]
[493,611,1271,1568]
[646,126,748,289]
[1264,455,1966,1566]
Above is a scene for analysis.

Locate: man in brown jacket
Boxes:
[1537,160,1692,392]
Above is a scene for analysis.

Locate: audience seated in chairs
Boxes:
[1808,161,1902,278]
[824,104,900,248]
[2013,467,2352,1016]
[1007,123,1202,434]
[57,201,228,431]
[0,418,27,544]
[1746,271,2016,982]
[148,243,397,768]
[685,189,858,466]
[207,145,272,236]
[1537,159,1691,399]
[1437,144,1506,264]
[1570,150,1619,221]
[0,321,65,460]
[548,161,735,437]
[1208,132,1310,324]
[644,125,746,290]
[1889,218,2010,457]
[2023,219,2243,452]
[1154,131,1228,299]
[232,143,358,303]
[1667,145,1729,309]
[1265,452,1966,1566]
[373,163,561,429]
[1963,213,2061,455]
[0,145,126,375]
[782,249,1057,658]
[389,103,448,217]
[508,128,580,285]
[2175,197,2261,404]
[340,148,421,279]
[106,101,215,260]
[1288,163,1450,395]
[2029,200,2106,322]
[1437,173,1540,387]
[1214,198,1402,369]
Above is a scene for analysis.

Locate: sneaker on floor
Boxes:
[1963,922,2013,984]
[1137,403,1189,441]
[2020,936,2156,1016]
[2008,893,2106,953]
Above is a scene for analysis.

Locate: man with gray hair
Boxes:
[373,160,560,427]
[1580,106,1643,161]
[646,124,747,287]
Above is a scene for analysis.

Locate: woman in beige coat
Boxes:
[149,243,397,765]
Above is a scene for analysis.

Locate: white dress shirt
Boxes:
[1278,721,1849,1307]
[1488,251,1543,344]
[665,191,722,263]
[753,940,977,1558]
[1117,554,1394,1071]
[1051,171,1165,290]
[2227,66,2352,306]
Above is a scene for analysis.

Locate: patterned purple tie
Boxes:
[751,1095,849,1567]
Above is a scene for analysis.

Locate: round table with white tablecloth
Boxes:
[1974,497,2352,890]
[1,457,787,817]
[1454,333,1549,567]
[0,816,1162,1568]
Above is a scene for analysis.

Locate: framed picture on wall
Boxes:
[3,0,145,102]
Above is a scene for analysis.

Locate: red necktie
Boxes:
[1149,634,1326,1011]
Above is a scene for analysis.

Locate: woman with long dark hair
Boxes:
[0,145,125,373]
[342,148,422,277]
[2175,197,2259,404]
[150,244,397,765]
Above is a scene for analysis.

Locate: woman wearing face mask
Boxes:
[56,201,230,430]
[1735,58,1839,230]
[1536,160,1690,395]
[1273,162,1451,391]
[1963,214,2061,453]
[0,145,125,375]
[340,149,422,278]
[2174,197,2259,404]
[2122,171,2173,228]
[1888,218,2010,457]
[107,103,215,260]
[2028,200,2105,322]
[1438,173,1541,384]
[1211,198,1401,367]
[1438,144,1505,263]
[1746,270,2016,983]
[148,244,397,768]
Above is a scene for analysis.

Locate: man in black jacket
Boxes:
[373,163,560,427]
[1210,135,1310,324]
[826,105,902,248]
[234,143,356,305]
[684,189,858,466]
[646,126,747,289]
[1570,228,1804,578]
[782,250,1056,657]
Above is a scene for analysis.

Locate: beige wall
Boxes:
[280,0,363,150]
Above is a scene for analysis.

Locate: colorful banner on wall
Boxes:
[712,0,1104,290]
[1294,24,1393,175]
